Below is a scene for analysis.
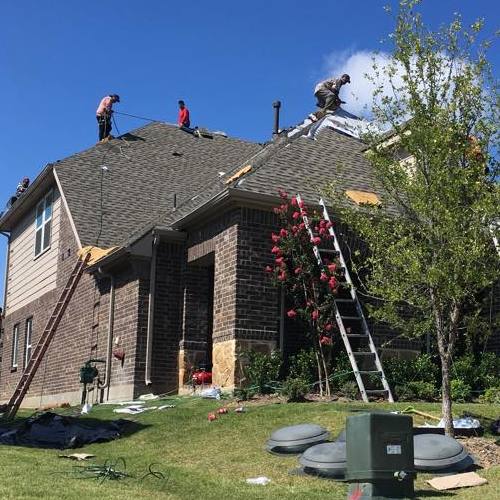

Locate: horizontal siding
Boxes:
[6,190,61,314]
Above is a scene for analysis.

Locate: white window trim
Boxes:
[34,190,53,258]
[24,318,33,369]
[11,323,19,369]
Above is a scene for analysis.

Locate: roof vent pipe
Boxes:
[272,101,281,136]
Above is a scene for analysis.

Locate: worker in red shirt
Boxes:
[178,100,190,128]
[178,100,201,137]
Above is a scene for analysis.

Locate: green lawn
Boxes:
[0,398,498,499]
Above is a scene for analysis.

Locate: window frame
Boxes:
[34,189,53,258]
[11,323,19,370]
[24,317,33,369]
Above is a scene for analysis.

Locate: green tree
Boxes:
[326,1,499,435]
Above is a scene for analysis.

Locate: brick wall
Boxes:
[0,204,95,405]
[235,208,279,343]
[134,242,185,395]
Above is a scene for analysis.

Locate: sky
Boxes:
[0,0,498,306]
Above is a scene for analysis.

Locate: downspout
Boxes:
[1,231,10,311]
[145,233,159,386]
[97,269,115,400]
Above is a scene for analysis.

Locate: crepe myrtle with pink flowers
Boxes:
[265,189,344,397]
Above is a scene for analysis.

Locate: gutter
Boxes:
[145,233,160,386]
[97,269,115,401]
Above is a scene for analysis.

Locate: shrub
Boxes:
[450,379,472,402]
[233,387,255,401]
[395,381,436,401]
[331,352,356,390]
[341,381,359,400]
[479,386,500,404]
[240,350,282,394]
[477,353,500,390]
[281,377,310,402]
[411,354,439,385]
[288,349,317,385]
[451,355,477,389]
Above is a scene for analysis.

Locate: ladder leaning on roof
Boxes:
[296,195,394,403]
[2,252,91,420]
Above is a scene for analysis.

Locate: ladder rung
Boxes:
[335,298,355,303]
[353,352,374,356]
[340,316,362,321]
[347,334,368,338]
[365,389,388,394]
[358,370,381,374]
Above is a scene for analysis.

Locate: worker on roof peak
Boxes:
[309,74,350,122]
[177,100,202,137]
[178,100,190,128]
[96,94,120,143]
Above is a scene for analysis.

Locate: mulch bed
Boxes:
[458,436,500,468]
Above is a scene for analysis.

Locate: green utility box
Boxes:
[346,413,415,499]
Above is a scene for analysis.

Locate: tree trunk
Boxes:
[314,349,324,398]
[440,354,454,436]
[318,340,331,397]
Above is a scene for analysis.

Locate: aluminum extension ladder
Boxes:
[297,195,394,402]
[2,252,91,419]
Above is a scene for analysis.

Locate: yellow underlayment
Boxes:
[225,165,252,184]
[345,190,381,206]
[78,245,119,266]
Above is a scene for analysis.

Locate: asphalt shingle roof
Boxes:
[54,122,262,247]
[168,123,387,227]
[234,127,381,202]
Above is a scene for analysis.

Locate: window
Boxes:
[24,318,33,369]
[11,324,19,369]
[35,190,53,257]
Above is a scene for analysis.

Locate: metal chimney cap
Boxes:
[272,100,281,108]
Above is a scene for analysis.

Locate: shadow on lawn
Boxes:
[0,411,148,450]
[415,490,454,498]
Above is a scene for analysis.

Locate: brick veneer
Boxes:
[2,201,497,406]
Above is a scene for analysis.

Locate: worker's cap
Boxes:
[110,94,121,102]
[22,177,30,183]
[341,74,351,83]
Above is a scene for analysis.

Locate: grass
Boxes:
[0,398,498,499]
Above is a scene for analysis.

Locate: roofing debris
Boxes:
[225,165,252,184]
[345,190,381,206]
[427,472,487,491]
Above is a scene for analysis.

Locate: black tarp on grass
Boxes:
[0,412,141,449]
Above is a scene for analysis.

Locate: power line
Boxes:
[113,110,163,123]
